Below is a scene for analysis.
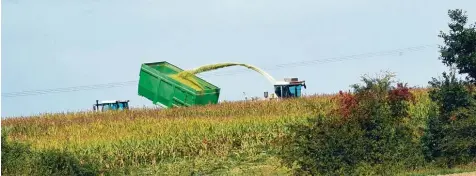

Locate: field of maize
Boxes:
[1,88,433,175]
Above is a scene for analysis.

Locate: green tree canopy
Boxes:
[438,9,476,83]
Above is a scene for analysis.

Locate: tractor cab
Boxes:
[274,78,306,98]
[93,100,130,112]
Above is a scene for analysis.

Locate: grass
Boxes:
[109,152,292,175]
[400,162,476,176]
[1,88,445,175]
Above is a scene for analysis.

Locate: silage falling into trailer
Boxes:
[175,62,277,89]
[138,61,276,109]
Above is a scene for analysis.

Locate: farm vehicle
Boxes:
[94,61,306,112]
[137,61,307,108]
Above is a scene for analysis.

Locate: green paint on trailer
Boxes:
[138,61,220,108]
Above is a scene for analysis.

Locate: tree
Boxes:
[438,9,476,83]
[422,9,476,167]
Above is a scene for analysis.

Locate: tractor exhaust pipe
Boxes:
[94,100,99,112]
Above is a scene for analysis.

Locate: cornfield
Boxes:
[1,88,433,173]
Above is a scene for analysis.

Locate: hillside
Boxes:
[4,7,476,176]
[1,88,437,175]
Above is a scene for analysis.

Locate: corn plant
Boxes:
[1,89,431,173]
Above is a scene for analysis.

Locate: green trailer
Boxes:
[138,61,220,108]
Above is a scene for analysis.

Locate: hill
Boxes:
[2,88,436,175]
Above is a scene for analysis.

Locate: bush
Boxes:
[35,150,99,176]
[422,71,476,167]
[1,129,99,176]
[279,73,424,175]
[1,129,36,175]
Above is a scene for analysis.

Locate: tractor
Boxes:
[93,100,130,112]
[137,61,307,108]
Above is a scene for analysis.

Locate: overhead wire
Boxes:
[206,44,435,77]
[2,44,437,98]
[2,81,138,97]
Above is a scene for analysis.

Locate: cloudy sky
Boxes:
[2,0,476,117]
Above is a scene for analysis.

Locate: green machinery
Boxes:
[137,61,306,108]
[138,61,220,108]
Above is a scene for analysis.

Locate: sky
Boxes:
[2,0,476,117]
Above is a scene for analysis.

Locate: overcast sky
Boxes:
[2,0,476,117]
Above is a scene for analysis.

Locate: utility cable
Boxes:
[2,44,437,98]
[203,44,435,77]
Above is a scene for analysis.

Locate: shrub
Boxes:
[1,129,99,176]
[422,71,476,167]
[279,73,424,175]
[36,150,99,176]
[1,129,36,175]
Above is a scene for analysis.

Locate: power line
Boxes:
[2,44,435,97]
[2,44,437,98]
[2,81,138,97]
[205,44,435,76]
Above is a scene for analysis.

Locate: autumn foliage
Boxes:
[333,90,358,118]
[332,82,416,119]
[279,74,425,175]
